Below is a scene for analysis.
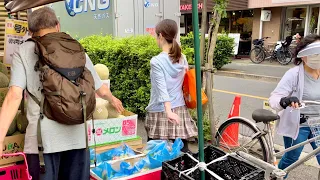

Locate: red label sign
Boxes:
[180,3,203,11]
[122,119,136,136]
[146,27,156,36]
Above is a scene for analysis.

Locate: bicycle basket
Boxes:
[307,117,320,147]
[253,39,262,46]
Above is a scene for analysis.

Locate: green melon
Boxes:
[0,72,9,88]
[94,64,109,80]
[106,102,120,118]
[93,98,109,119]
[0,63,9,77]
[0,87,8,107]
[6,111,18,136]
[17,111,28,133]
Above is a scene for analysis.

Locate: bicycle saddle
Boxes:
[252,109,279,123]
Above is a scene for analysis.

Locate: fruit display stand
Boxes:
[87,110,138,147]
[90,152,162,180]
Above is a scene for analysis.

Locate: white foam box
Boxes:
[90,153,162,180]
[87,110,138,147]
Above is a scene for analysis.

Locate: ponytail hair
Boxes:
[156,19,182,63]
[169,39,182,63]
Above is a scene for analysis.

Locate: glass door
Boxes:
[308,6,320,35]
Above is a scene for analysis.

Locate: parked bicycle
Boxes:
[215,100,320,180]
[250,36,293,65]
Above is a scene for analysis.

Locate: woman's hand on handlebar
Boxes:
[280,96,300,109]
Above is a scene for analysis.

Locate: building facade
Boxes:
[180,0,252,56]
[249,0,320,46]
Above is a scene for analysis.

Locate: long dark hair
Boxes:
[294,34,320,65]
[155,19,181,63]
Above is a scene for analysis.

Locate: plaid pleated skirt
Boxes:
[145,106,198,139]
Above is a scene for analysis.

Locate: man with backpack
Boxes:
[0,7,124,180]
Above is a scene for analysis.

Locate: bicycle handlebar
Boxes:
[301,100,320,105]
[290,100,320,112]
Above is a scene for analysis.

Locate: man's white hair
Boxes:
[28,7,59,33]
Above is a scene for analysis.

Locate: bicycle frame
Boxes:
[243,121,320,179]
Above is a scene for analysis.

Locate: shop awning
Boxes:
[5,0,64,13]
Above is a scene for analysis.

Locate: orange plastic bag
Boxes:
[183,69,208,109]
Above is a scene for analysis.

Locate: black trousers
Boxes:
[26,149,90,180]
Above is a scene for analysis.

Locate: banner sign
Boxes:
[4,19,31,66]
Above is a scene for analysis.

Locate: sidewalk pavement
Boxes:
[216,59,294,82]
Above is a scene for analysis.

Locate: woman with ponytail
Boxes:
[145,19,198,152]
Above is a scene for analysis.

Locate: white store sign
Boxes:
[261,10,272,22]
[228,33,241,55]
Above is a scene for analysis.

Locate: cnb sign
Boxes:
[65,0,110,16]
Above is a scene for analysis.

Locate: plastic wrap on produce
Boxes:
[91,138,183,179]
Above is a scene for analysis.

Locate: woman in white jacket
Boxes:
[269,34,320,177]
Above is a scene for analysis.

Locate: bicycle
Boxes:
[215,100,320,180]
[250,36,293,65]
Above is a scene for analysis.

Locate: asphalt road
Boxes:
[220,60,293,78]
[137,61,319,180]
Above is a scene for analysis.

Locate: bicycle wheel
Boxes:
[277,48,293,65]
[249,46,265,64]
[215,117,270,162]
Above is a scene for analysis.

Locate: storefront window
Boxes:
[309,7,319,35]
[180,15,186,35]
[218,10,254,56]
[284,7,307,38]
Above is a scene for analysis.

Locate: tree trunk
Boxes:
[200,0,207,66]
[205,63,215,142]
[207,10,222,65]
[205,9,222,142]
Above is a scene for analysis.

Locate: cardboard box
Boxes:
[94,137,144,153]
[87,110,138,147]
[0,134,25,166]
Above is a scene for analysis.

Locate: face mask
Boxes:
[306,54,320,70]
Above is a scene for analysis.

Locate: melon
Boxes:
[106,102,120,118]
[0,87,8,107]
[0,72,9,88]
[94,64,109,80]
[6,111,18,136]
[0,63,9,77]
[17,111,28,133]
[93,98,109,119]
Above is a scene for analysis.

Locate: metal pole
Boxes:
[191,0,205,180]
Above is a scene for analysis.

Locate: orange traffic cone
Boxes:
[220,95,241,148]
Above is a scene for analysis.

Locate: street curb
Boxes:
[216,70,281,82]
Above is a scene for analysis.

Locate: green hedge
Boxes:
[80,33,234,116]
[80,35,161,116]
[181,32,234,69]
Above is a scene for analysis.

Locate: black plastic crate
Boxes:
[161,146,265,180]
